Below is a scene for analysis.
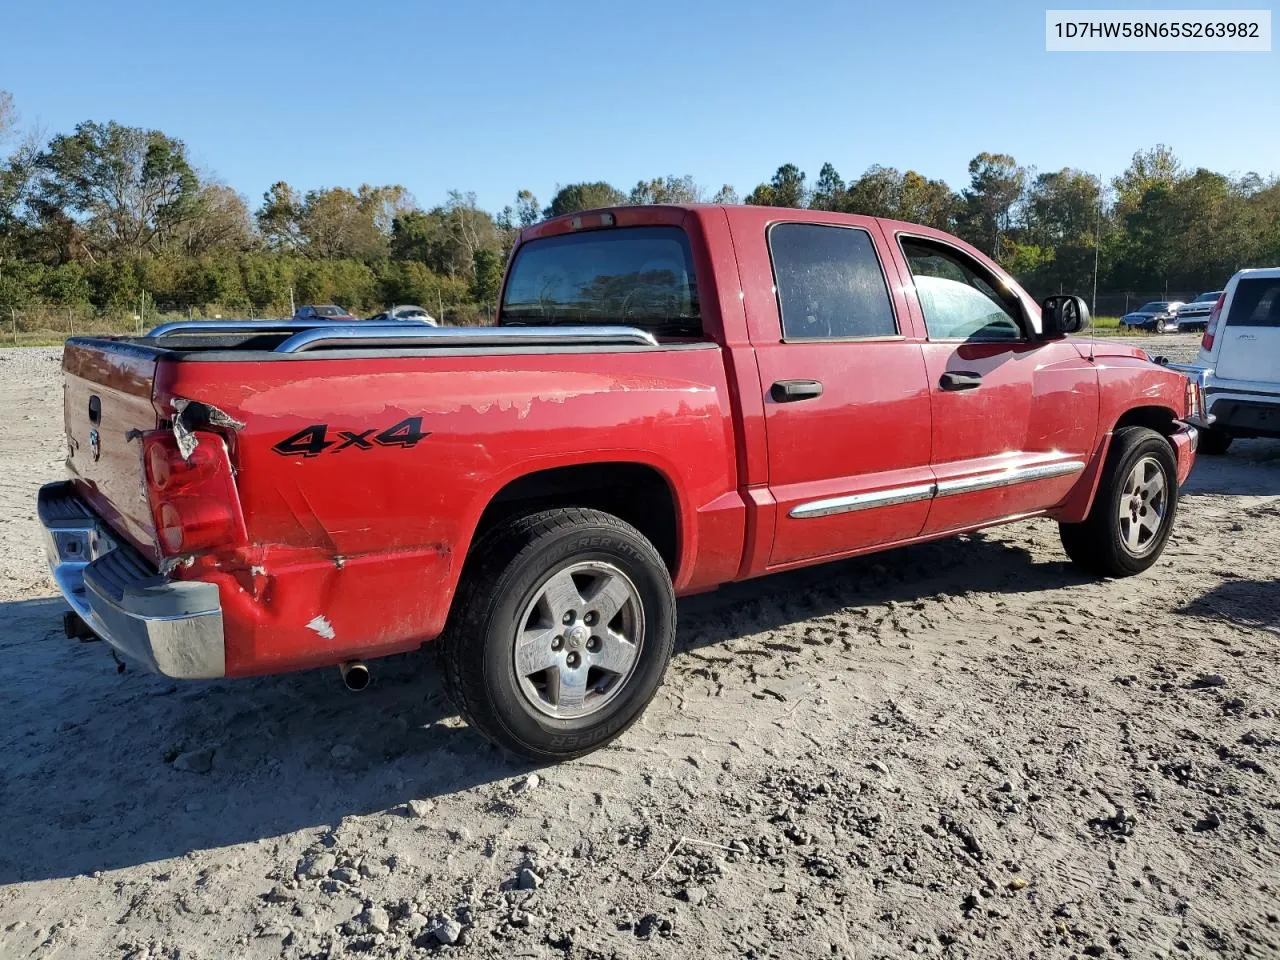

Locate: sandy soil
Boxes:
[1,336,1278,960]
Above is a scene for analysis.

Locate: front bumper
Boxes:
[1170,423,1198,485]
[1205,397,1280,439]
[39,482,226,678]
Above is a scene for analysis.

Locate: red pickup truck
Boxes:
[40,204,1203,760]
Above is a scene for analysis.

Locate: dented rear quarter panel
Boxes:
[152,347,741,675]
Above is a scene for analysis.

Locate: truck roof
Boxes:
[525,202,960,241]
[521,204,984,271]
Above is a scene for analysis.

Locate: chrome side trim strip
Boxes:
[934,460,1086,498]
[789,483,936,519]
[788,460,1086,519]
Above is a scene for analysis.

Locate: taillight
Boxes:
[143,430,247,556]
[1185,377,1205,421]
[1201,292,1226,351]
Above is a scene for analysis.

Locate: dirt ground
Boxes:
[2,335,1278,960]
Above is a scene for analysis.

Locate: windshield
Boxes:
[315,305,347,317]
[1138,302,1168,312]
[1195,292,1221,303]
[500,226,701,336]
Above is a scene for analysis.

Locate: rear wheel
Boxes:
[1154,318,1168,334]
[1059,426,1179,577]
[441,508,676,761]
[1197,427,1233,456]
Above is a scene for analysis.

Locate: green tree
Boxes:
[959,152,1026,257]
[1112,145,1181,217]
[471,248,504,304]
[898,171,960,230]
[179,183,256,255]
[843,165,903,217]
[810,163,846,211]
[745,164,807,208]
[628,175,699,205]
[256,181,305,250]
[36,121,200,261]
[543,182,626,218]
[1019,169,1103,292]
[514,189,540,227]
[709,184,740,205]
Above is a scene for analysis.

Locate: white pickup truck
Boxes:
[1172,268,1280,454]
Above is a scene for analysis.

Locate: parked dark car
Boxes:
[293,304,357,322]
[1119,301,1185,333]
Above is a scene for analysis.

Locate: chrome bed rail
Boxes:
[144,320,661,352]
[147,319,332,337]
[271,324,660,353]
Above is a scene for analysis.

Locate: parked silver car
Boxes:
[1174,291,1223,331]
[367,304,438,325]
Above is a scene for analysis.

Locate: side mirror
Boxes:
[1039,294,1090,338]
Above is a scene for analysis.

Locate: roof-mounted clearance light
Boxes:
[568,212,616,230]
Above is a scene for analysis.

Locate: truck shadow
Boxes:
[0,532,1096,885]
[1182,438,1280,498]
[1178,577,1280,633]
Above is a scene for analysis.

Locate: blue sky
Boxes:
[2,0,1276,212]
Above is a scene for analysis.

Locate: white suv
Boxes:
[1178,267,1280,454]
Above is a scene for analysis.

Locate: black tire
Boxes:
[1155,319,1168,334]
[441,508,676,761]
[1197,427,1233,456]
[1059,426,1179,577]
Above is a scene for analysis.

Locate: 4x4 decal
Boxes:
[272,417,430,458]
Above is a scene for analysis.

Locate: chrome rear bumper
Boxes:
[38,482,226,678]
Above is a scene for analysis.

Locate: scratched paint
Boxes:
[305,615,335,640]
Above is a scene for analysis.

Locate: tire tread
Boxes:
[1059,426,1178,577]
[440,507,674,760]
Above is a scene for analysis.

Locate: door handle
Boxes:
[940,371,983,391]
[1238,334,1257,341]
[770,379,824,403]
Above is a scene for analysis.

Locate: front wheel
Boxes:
[441,508,676,761]
[1059,426,1179,577]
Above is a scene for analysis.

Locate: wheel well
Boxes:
[471,463,680,574]
[1114,405,1178,438]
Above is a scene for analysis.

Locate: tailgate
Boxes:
[62,341,162,560]
[1215,276,1280,385]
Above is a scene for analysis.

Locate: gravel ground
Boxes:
[1,340,1278,960]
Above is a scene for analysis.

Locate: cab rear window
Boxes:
[1226,278,1280,328]
[500,226,700,337]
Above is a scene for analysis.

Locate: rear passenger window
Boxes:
[768,224,897,339]
[1226,278,1280,328]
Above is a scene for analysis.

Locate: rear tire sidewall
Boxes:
[479,524,674,758]
[1101,431,1179,574]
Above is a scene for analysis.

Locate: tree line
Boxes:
[1,89,1277,323]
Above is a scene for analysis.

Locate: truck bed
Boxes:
[58,324,745,676]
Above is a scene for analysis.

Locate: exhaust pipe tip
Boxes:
[340,661,370,692]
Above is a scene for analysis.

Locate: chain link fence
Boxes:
[1,303,279,346]
[1091,292,1203,320]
